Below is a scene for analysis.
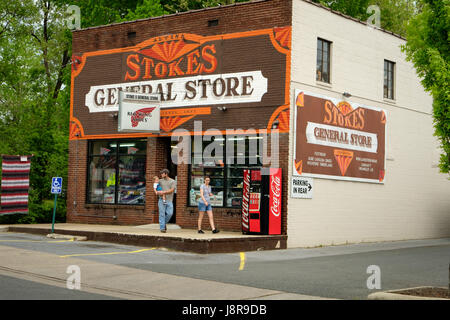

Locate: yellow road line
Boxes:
[239,252,246,271]
[59,248,156,258]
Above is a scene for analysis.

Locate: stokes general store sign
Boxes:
[71,30,290,138]
[85,34,268,112]
[293,90,387,183]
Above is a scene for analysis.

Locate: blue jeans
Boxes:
[158,198,173,231]
[198,202,212,212]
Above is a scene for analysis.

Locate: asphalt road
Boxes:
[0,232,449,300]
[0,274,122,300]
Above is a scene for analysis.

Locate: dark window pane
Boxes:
[88,155,117,203]
[317,39,331,83]
[88,139,147,205]
[118,156,146,204]
[316,60,323,81]
[322,71,329,83]
[384,60,395,99]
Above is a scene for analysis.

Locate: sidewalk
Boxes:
[4,223,287,254]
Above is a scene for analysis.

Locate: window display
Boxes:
[87,139,146,205]
[189,136,261,208]
[118,156,146,204]
[88,155,117,203]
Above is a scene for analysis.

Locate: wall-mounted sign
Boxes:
[70,28,291,139]
[118,92,160,132]
[86,71,267,113]
[293,90,386,183]
[291,176,313,199]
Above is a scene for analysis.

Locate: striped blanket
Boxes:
[0,155,32,215]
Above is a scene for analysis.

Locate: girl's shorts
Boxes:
[198,202,212,212]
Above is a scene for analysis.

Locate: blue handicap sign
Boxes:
[51,177,63,194]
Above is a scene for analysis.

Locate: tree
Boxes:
[117,0,166,22]
[54,0,141,28]
[313,0,418,37]
[402,0,450,174]
[369,0,417,36]
[160,0,248,14]
[0,0,71,224]
[312,0,371,21]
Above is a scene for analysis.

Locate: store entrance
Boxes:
[165,138,178,224]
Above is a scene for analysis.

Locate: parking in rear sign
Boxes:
[291,176,313,199]
[51,177,63,194]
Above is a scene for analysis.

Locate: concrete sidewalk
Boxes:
[4,223,287,254]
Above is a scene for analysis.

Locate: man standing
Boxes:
[156,169,176,233]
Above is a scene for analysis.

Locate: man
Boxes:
[156,169,176,233]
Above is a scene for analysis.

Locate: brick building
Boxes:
[68,0,292,233]
[68,0,450,247]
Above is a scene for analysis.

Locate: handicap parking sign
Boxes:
[51,177,63,194]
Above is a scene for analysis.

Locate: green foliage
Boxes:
[313,0,418,37]
[370,0,417,37]
[53,0,141,28]
[0,0,70,224]
[313,0,372,20]
[117,0,166,22]
[402,0,450,174]
[160,0,249,13]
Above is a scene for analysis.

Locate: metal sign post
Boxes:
[51,177,62,233]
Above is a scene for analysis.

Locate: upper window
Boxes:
[316,38,331,83]
[384,60,395,100]
[87,139,147,205]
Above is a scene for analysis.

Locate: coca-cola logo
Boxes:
[271,176,281,217]
[241,170,251,230]
[130,107,156,127]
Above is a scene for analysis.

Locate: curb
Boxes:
[46,233,87,241]
[0,226,9,232]
[368,287,449,300]
[7,225,287,254]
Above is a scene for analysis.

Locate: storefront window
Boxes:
[189,136,261,208]
[87,139,146,205]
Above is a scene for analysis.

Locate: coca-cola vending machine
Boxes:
[241,168,282,235]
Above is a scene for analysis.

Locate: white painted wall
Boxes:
[288,0,449,247]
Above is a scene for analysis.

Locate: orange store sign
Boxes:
[293,90,386,183]
[70,28,291,139]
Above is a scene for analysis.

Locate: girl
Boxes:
[198,177,219,234]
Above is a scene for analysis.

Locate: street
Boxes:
[0,232,448,300]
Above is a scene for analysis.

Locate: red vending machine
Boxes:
[241,168,282,235]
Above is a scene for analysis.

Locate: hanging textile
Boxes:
[0,155,32,215]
